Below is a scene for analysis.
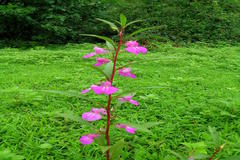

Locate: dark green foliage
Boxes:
[0,0,240,44]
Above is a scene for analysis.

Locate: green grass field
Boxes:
[0,43,240,159]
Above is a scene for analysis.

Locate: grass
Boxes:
[0,43,240,159]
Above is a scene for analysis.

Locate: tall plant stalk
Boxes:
[105,29,123,160]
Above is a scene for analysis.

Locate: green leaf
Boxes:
[120,14,127,27]
[79,34,116,49]
[125,26,166,39]
[96,18,119,32]
[54,112,82,123]
[95,135,106,146]
[84,64,108,79]
[208,126,219,145]
[106,41,115,51]
[110,139,125,160]
[192,153,209,160]
[125,20,142,28]
[220,110,236,118]
[100,146,111,153]
[39,143,52,149]
[183,142,207,155]
[104,61,113,80]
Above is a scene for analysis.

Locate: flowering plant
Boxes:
[80,14,157,160]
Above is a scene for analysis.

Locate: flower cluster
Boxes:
[82,108,107,121]
[125,40,147,55]
[83,45,109,58]
[116,124,136,134]
[80,40,147,145]
[80,134,99,145]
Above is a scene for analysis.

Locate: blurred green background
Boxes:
[1,0,240,46]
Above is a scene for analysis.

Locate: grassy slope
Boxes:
[0,44,240,159]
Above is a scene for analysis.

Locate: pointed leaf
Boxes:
[79,34,116,49]
[96,18,119,32]
[120,14,127,27]
[113,20,121,26]
[84,64,108,79]
[208,126,219,145]
[192,153,209,159]
[125,20,142,28]
[110,139,125,160]
[100,146,112,153]
[106,41,115,51]
[95,135,106,146]
[104,61,113,80]
[125,26,166,39]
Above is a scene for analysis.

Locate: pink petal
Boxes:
[125,47,139,54]
[91,108,107,115]
[137,46,147,54]
[119,95,132,102]
[125,41,139,47]
[129,73,136,78]
[129,99,139,106]
[80,135,94,145]
[116,124,127,129]
[125,126,136,134]
[91,85,104,94]
[82,112,102,121]
[83,52,96,58]
[103,86,118,95]
[120,68,131,73]
[94,58,110,67]
[87,134,99,139]
[81,88,90,94]
[119,68,136,78]
[101,81,118,95]
[94,46,109,54]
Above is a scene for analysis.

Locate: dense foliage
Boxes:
[0,0,240,44]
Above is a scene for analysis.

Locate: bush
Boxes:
[0,0,239,44]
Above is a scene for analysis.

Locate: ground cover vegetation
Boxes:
[0,43,240,159]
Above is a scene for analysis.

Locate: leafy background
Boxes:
[0,0,240,46]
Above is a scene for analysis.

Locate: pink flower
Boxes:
[82,108,107,121]
[91,108,107,115]
[118,95,139,106]
[82,112,102,121]
[94,58,110,67]
[125,40,139,47]
[125,41,147,55]
[80,134,99,145]
[116,124,136,134]
[94,45,108,54]
[83,52,96,58]
[91,81,118,95]
[83,45,109,59]
[125,46,147,55]
[81,88,90,94]
[118,68,136,78]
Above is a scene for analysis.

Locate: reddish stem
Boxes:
[106,30,123,160]
[209,144,225,160]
